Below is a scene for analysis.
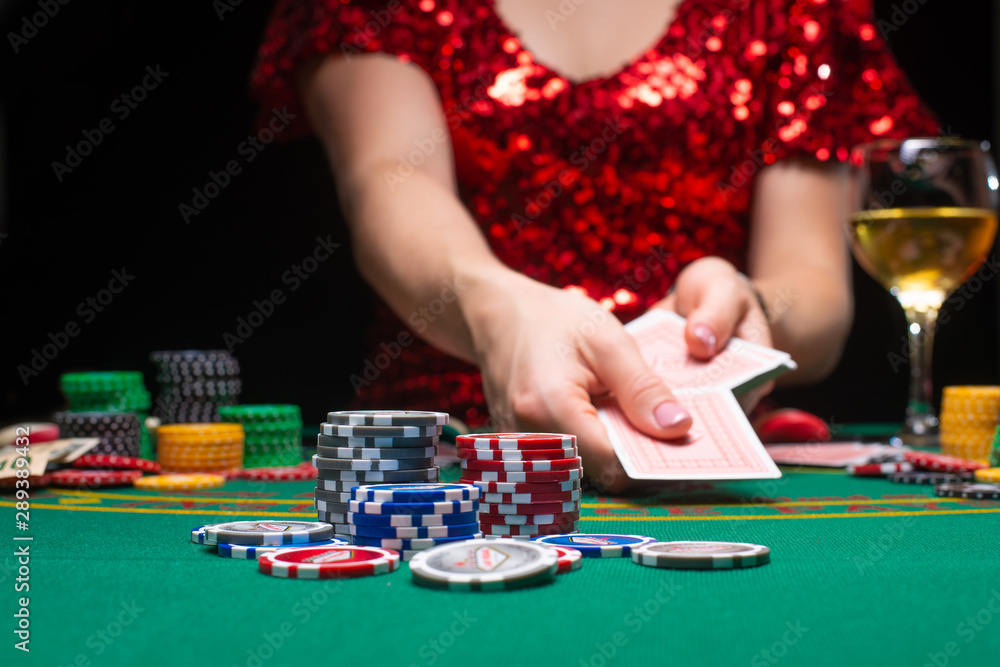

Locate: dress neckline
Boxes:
[482,0,694,87]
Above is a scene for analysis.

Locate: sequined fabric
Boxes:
[252,0,938,425]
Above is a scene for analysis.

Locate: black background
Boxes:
[0,0,995,429]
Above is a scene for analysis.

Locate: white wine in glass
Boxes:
[849,139,999,443]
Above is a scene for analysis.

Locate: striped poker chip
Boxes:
[313,459,439,483]
[479,511,580,526]
[935,482,1000,499]
[481,490,581,504]
[351,483,480,503]
[190,525,209,544]
[904,451,987,474]
[218,537,349,559]
[347,510,478,527]
[352,533,484,551]
[315,479,363,493]
[481,522,580,537]
[312,455,436,472]
[480,501,580,515]
[258,546,399,579]
[348,522,481,539]
[459,468,581,484]
[325,410,449,427]
[630,541,771,569]
[546,546,583,574]
[315,444,438,460]
[50,469,143,488]
[532,534,656,558]
[72,454,161,473]
[455,433,576,450]
[317,433,440,449]
[464,479,581,494]
[237,463,316,482]
[316,511,347,525]
[457,447,578,461]
[408,538,558,591]
[460,457,583,472]
[348,499,479,515]
[314,499,350,515]
[319,423,442,438]
[203,520,334,546]
[845,462,914,476]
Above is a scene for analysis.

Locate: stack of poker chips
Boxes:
[991,426,1000,468]
[348,483,482,560]
[313,410,448,538]
[60,371,154,459]
[218,405,303,468]
[939,386,1000,463]
[53,411,142,457]
[457,433,582,539]
[150,350,241,424]
[155,423,244,474]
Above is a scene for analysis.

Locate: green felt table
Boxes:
[4,460,1000,667]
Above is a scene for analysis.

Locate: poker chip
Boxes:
[846,462,914,476]
[352,532,484,550]
[237,463,316,481]
[480,501,580,515]
[133,474,226,490]
[351,483,480,503]
[904,451,987,473]
[54,411,143,457]
[973,468,1000,483]
[631,541,771,569]
[348,521,481,539]
[190,525,209,544]
[546,545,583,574]
[313,455,436,471]
[348,499,479,515]
[347,510,479,527]
[532,534,656,558]
[457,447,578,461]
[217,537,350,559]
[317,433,440,448]
[482,490,581,504]
[72,454,161,473]
[0,474,51,490]
[218,404,300,422]
[319,423,442,438]
[480,522,580,537]
[408,538,559,591]
[459,468,582,483]
[935,482,1000,498]
[315,463,440,483]
[50,469,143,488]
[203,520,334,546]
[314,499,352,514]
[460,457,583,472]
[325,410,449,427]
[258,546,400,579]
[465,479,581,494]
[315,479,364,493]
[479,511,580,526]
[151,351,241,425]
[315,445,438,460]
[456,433,577,450]
[889,471,969,484]
[0,422,60,446]
[316,511,347,525]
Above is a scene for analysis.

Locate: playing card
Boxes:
[764,442,908,467]
[600,390,781,479]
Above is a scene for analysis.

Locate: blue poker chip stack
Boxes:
[345,483,483,560]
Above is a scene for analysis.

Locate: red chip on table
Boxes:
[462,479,582,494]
[549,546,583,574]
[0,422,60,446]
[904,451,988,473]
[846,462,914,476]
[455,433,577,450]
[478,511,581,526]
[239,463,317,482]
[460,457,583,472]
[50,469,143,488]
[73,454,161,473]
[0,474,51,489]
[457,447,578,461]
[459,468,582,483]
[258,546,400,579]
[480,501,581,515]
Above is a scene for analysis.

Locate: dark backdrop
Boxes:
[0,0,995,428]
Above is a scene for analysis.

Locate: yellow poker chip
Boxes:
[134,474,226,491]
[942,385,1000,397]
[157,424,243,437]
[973,468,1000,483]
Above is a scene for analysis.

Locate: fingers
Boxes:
[682,277,750,360]
[583,332,693,441]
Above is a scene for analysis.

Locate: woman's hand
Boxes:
[653,257,775,411]
[459,267,693,493]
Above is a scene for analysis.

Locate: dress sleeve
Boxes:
[762,0,939,163]
[249,0,447,138]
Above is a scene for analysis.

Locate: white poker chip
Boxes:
[630,541,771,569]
[408,538,558,591]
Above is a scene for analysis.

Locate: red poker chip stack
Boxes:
[904,451,988,474]
[50,469,143,488]
[456,433,583,539]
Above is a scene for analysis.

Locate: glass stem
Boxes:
[904,306,939,435]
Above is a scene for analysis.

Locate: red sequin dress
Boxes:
[252,0,938,425]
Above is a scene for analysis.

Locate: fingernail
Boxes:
[694,324,716,355]
[654,401,692,429]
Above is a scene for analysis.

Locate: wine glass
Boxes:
[849,138,999,444]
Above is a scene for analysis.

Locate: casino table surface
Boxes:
[4,461,1000,667]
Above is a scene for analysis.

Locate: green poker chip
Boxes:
[218,404,301,423]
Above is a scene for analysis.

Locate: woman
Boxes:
[252,0,938,490]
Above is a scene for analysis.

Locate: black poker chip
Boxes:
[889,471,971,485]
[934,482,1000,499]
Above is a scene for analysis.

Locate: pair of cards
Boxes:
[597,310,794,480]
